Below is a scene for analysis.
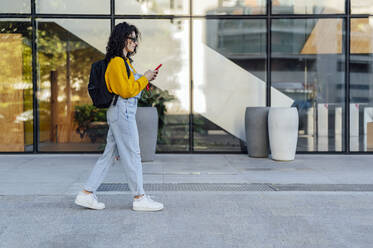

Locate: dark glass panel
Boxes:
[37,19,110,151]
[271,18,345,152]
[193,19,266,152]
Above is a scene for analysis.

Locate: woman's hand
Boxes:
[144,70,158,81]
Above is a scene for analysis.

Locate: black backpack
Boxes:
[88,57,131,108]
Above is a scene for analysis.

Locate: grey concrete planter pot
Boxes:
[245,107,270,158]
[136,107,158,162]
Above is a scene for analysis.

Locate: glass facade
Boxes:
[193,19,266,151]
[115,19,190,152]
[0,19,33,151]
[351,0,373,14]
[36,0,110,14]
[37,19,110,151]
[271,18,345,152]
[350,17,373,151]
[115,0,189,15]
[0,1,30,13]
[272,0,345,14]
[1,0,373,154]
[193,0,266,15]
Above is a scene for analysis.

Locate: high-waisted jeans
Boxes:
[84,94,145,196]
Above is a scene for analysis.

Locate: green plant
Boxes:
[138,85,176,143]
[193,115,208,135]
[73,86,176,144]
[74,104,107,139]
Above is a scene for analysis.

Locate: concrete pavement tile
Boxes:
[1,193,373,247]
[162,175,248,183]
[0,182,69,195]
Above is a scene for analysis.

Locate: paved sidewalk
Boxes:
[0,154,373,248]
[0,154,373,195]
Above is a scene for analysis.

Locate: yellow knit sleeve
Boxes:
[105,57,149,99]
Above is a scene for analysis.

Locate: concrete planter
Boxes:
[268,107,299,161]
[245,107,270,157]
[136,107,158,162]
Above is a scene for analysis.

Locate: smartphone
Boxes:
[147,64,162,91]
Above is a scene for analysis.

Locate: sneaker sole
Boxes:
[74,198,105,210]
[132,206,164,212]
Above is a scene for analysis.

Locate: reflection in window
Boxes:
[272,0,345,14]
[271,19,345,152]
[116,0,189,15]
[0,0,30,13]
[350,18,373,151]
[351,0,373,14]
[37,0,110,14]
[37,19,110,151]
[193,0,266,15]
[0,20,33,151]
[116,19,190,152]
[193,19,266,152]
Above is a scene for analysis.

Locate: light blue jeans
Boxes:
[84,92,145,196]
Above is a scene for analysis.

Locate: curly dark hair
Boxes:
[105,22,140,63]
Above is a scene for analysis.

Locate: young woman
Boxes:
[74,22,163,211]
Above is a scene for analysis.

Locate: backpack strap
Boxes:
[113,57,131,106]
[123,57,131,78]
[113,93,119,106]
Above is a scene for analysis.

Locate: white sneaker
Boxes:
[74,191,105,210]
[133,195,164,212]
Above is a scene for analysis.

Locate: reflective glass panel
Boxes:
[351,0,373,14]
[116,0,189,15]
[0,0,30,13]
[0,19,33,152]
[193,0,266,15]
[37,19,110,151]
[272,0,345,14]
[271,19,345,152]
[37,0,110,14]
[193,19,266,152]
[116,19,190,152]
[350,18,373,151]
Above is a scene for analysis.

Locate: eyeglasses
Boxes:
[127,37,138,43]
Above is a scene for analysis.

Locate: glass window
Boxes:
[271,18,345,152]
[37,19,110,152]
[193,0,266,15]
[350,18,373,151]
[36,0,110,14]
[351,0,373,14]
[0,1,30,13]
[116,0,189,15]
[116,19,190,152]
[0,19,33,152]
[193,19,266,152]
[272,0,345,14]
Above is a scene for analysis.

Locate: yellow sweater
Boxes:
[105,56,149,99]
